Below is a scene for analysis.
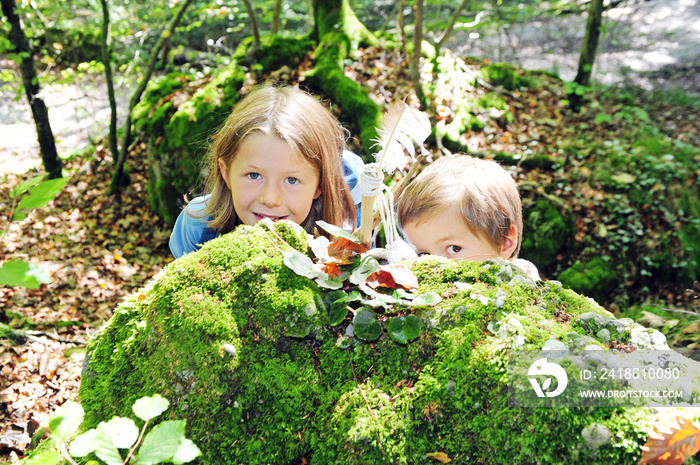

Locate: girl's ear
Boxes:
[500,224,518,259]
[314,186,322,199]
[218,157,231,189]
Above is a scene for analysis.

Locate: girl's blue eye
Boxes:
[418,252,429,257]
[286,177,300,185]
[246,173,261,180]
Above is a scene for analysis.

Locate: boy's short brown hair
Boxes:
[397,154,523,258]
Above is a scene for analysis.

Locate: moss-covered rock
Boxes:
[558,257,620,304]
[80,221,699,464]
[522,199,576,267]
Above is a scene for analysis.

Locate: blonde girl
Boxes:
[170,85,363,258]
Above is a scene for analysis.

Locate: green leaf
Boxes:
[283,250,320,280]
[13,178,67,221]
[94,433,124,465]
[0,260,52,289]
[315,272,343,290]
[135,420,186,464]
[324,291,350,326]
[12,174,46,198]
[99,417,139,449]
[387,316,422,344]
[411,291,442,307]
[21,451,62,465]
[172,438,202,464]
[69,429,102,457]
[49,401,84,440]
[315,220,360,242]
[353,309,382,341]
[610,172,637,184]
[349,256,380,285]
[133,394,169,422]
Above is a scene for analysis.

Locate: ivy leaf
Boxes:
[324,290,351,326]
[639,416,700,465]
[387,316,422,344]
[411,292,442,307]
[283,250,321,280]
[132,394,170,422]
[315,220,361,242]
[353,309,383,341]
[48,401,84,441]
[134,420,186,464]
[366,263,418,290]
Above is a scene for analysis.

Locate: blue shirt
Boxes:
[169,149,364,258]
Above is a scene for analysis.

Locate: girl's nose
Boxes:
[258,183,282,207]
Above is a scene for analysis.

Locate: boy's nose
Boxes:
[258,183,283,207]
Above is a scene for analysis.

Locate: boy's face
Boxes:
[402,207,513,262]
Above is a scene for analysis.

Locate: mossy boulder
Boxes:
[522,199,576,267]
[80,221,699,464]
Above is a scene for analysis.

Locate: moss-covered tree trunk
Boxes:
[1,0,62,179]
[569,0,604,112]
[307,0,382,156]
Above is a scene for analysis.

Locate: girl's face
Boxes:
[218,133,322,227]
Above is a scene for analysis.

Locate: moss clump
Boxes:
[233,34,315,71]
[479,63,533,90]
[522,200,576,267]
[558,257,619,304]
[80,221,697,464]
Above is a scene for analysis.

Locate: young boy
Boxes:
[396,154,540,280]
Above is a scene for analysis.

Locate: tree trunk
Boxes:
[271,0,281,35]
[398,0,408,63]
[569,0,604,112]
[1,0,62,179]
[435,0,470,56]
[241,0,260,66]
[411,0,426,107]
[109,0,194,194]
[99,0,119,164]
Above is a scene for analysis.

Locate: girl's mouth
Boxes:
[254,213,288,221]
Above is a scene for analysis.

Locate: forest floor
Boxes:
[1,1,700,461]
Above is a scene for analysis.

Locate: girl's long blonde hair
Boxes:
[199,84,356,234]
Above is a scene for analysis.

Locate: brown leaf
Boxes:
[640,416,700,465]
[366,263,418,290]
[427,452,452,463]
[320,262,343,279]
[327,237,368,264]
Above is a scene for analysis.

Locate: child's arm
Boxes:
[169,196,218,258]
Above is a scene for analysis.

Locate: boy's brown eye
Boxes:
[447,245,462,254]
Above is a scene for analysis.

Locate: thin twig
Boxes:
[123,419,150,465]
[347,349,384,456]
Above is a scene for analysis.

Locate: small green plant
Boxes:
[25,394,201,465]
[1,173,67,289]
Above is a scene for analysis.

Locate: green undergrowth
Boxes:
[79,221,700,464]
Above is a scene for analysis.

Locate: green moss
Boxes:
[80,221,694,464]
[479,63,533,90]
[132,61,247,225]
[233,34,315,71]
[558,257,619,304]
[522,200,576,267]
